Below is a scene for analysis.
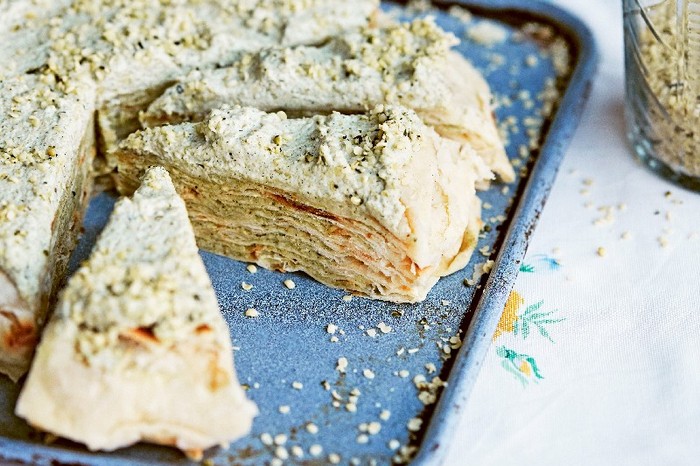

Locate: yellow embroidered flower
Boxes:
[493,290,524,340]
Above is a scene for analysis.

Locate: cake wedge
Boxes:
[141,18,514,182]
[0,74,95,381]
[16,167,257,459]
[117,105,492,303]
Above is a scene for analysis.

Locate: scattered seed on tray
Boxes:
[291,445,304,458]
[336,357,348,373]
[367,422,382,435]
[378,322,392,334]
[306,423,319,434]
[407,417,423,432]
[275,446,289,460]
[260,433,273,446]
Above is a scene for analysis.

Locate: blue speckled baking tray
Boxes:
[0,1,597,465]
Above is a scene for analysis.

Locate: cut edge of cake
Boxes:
[15,167,257,458]
[116,105,491,302]
[0,74,96,381]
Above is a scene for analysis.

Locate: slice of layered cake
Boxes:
[116,105,491,303]
[141,18,513,182]
[16,167,257,459]
[0,74,95,381]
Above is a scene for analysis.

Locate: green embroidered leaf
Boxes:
[536,324,554,343]
[496,345,513,359]
[521,320,530,339]
[526,311,555,320]
[521,301,544,316]
[520,264,535,273]
[533,318,566,325]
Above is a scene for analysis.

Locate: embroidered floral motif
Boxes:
[497,346,543,386]
[513,300,565,343]
[519,254,561,273]
[493,289,565,385]
[494,290,524,340]
[519,264,535,273]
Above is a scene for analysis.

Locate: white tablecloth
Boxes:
[446,1,700,464]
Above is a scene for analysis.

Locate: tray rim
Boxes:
[412,1,599,465]
[0,2,599,465]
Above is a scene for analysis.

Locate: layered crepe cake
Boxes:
[16,167,257,459]
[0,0,381,381]
[0,0,510,382]
[0,1,517,461]
[141,18,515,182]
[116,105,492,303]
[0,74,95,381]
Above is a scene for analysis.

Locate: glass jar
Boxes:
[623,0,700,191]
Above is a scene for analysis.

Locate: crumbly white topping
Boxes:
[144,18,459,121]
[1,0,379,102]
[125,105,441,239]
[54,167,226,366]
